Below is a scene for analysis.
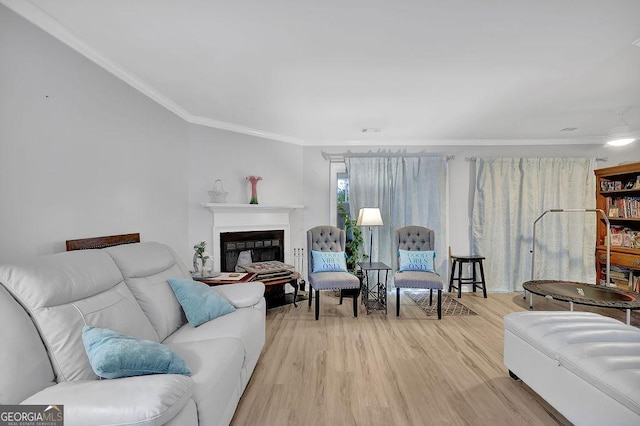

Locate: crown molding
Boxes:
[1,0,305,146]
[187,115,304,145]
[307,137,605,147]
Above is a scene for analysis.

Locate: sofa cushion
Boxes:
[0,250,159,381]
[0,285,55,404]
[168,278,236,327]
[212,282,265,308]
[106,242,191,341]
[168,338,245,426]
[394,270,443,289]
[164,307,265,382]
[82,326,191,379]
[22,374,194,426]
[308,271,360,291]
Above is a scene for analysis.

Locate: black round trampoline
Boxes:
[522,280,640,324]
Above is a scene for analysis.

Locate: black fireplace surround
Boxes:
[220,230,284,272]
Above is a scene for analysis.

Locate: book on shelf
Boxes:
[601,265,638,291]
[605,196,640,219]
[605,225,640,248]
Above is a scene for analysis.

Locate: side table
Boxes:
[358,262,391,314]
[193,272,302,307]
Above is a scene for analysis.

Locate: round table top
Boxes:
[522,280,640,309]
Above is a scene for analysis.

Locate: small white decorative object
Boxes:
[208,179,228,203]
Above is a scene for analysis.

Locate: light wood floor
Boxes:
[231,290,640,425]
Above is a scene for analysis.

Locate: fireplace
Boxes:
[201,203,304,273]
[220,230,284,272]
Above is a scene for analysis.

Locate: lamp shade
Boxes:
[356,208,384,227]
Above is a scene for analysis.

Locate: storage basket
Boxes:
[208,179,228,203]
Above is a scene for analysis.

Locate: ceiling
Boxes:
[4,0,640,146]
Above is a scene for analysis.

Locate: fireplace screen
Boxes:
[220,230,284,272]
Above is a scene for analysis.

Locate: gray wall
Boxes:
[0,6,189,263]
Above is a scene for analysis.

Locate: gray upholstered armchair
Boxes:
[394,226,444,319]
[307,226,361,320]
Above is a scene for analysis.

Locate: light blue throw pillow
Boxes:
[312,250,348,273]
[167,277,236,327]
[81,326,191,379]
[398,249,436,272]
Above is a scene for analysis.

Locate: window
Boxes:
[336,171,349,229]
[329,162,347,226]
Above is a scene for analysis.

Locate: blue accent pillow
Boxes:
[167,277,236,327]
[312,250,348,273]
[398,249,436,272]
[81,326,191,379]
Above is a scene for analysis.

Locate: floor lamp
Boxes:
[356,207,384,263]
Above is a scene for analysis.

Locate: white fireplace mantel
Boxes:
[201,203,304,213]
[201,203,304,271]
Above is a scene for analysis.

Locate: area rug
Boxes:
[405,290,478,316]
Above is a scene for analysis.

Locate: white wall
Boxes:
[302,144,639,257]
[0,6,189,263]
[3,3,639,273]
[187,125,305,263]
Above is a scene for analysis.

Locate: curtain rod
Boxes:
[464,156,608,162]
[321,149,455,162]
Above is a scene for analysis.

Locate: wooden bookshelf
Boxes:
[595,162,640,291]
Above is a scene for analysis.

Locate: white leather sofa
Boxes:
[0,241,266,426]
[504,311,640,426]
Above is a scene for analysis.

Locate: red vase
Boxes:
[246,176,262,204]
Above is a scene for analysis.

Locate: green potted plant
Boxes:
[192,241,210,275]
[337,199,367,273]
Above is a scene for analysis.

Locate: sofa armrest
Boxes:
[22,374,193,426]
[214,282,265,308]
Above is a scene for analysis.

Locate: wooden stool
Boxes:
[448,255,487,298]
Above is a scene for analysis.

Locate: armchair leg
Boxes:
[315,290,320,320]
[353,293,358,317]
[437,289,442,320]
[339,290,343,305]
[429,289,433,305]
[396,287,401,316]
[308,287,313,307]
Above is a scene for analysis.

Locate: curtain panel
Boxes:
[472,157,596,292]
[346,157,448,280]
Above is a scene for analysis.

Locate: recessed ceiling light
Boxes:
[633,38,640,48]
[361,128,382,133]
[560,127,578,132]
[605,108,637,146]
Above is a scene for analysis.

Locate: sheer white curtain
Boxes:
[346,156,448,276]
[472,157,596,292]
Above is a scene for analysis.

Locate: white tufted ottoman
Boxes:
[504,311,640,425]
